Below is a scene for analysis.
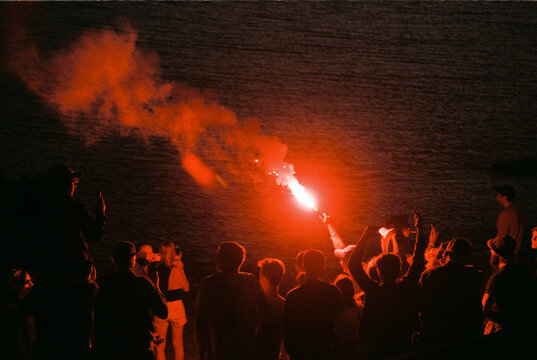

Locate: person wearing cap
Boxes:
[493,184,527,263]
[94,241,167,360]
[482,234,535,335]
[418,238,483,346]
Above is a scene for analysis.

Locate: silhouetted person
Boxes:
[333,274,363,360]
[492,185,527,267]
[17,164,106,359]
[283,249,343,360]
[22,250,97,360]
[1,268,34,360]
[37,164,106,276]
[94,241,167,360]
[256,258,286,360]
[348,211,426,358]
[294,250,306,286]
[196,241,265,360]
[418,238,483,346]
[482,234,535,335]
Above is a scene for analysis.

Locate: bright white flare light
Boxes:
[287,177,318,211]
[257,159,318,212]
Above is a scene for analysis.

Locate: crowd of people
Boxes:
[2,164,537,360]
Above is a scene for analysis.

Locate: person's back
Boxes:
[419,263,483,343]
[283,249,343,360]
[349,213,426,358]
[485,263,534,333]
[197,271,263,360]
[284,280,343,360]
[358,279,418,355]
[196,241,264,360]
[333,275,362,360]
[22,278,96,360]
[256,258,286,360]
[94,242,167,360]
[257,295,285,360]
[419,238,483,345]
[22,249,97,360]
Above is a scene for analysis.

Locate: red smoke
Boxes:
[181,153,216,187]
[10,26,292,187]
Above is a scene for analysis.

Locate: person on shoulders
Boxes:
[492,185,528,267]
[39,164,106,275]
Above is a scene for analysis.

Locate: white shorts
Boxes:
[155,300,187,327]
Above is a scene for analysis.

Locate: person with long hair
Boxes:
[151,241,189,360]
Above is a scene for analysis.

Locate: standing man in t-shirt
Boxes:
[492,185,527,267]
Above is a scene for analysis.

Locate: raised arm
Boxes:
[428,224,439,250]
[348,225,380,293]
[400,211,427,285]
[320,212,346,250]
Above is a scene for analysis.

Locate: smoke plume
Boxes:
[11,26,294,187]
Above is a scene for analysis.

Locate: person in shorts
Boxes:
[149,241,189,360]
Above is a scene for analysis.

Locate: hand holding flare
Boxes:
[320,212,346,250]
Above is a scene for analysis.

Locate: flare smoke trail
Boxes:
[10,26,311,202]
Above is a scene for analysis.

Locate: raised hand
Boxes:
[412,209,422,229]
[320,212,330,226]
[96,190,106,214]
[429,224,439,246]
